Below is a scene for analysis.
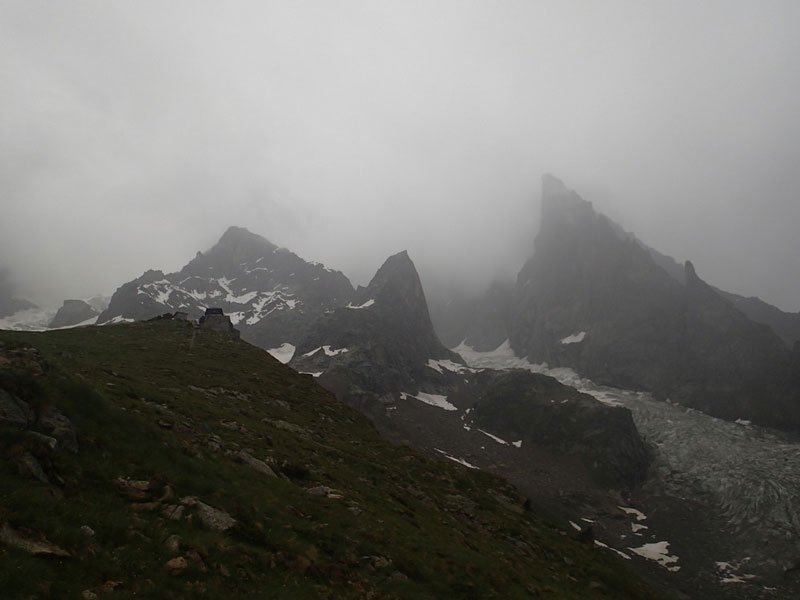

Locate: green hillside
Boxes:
[0,321,663,599]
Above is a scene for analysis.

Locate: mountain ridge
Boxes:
[97,226,354,349]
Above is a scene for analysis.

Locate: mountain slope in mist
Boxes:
[444,175,800,429]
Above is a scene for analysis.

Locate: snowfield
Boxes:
[0,307,57,331]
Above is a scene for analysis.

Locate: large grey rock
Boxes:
[180,496,236,531]
[0,389,32,427]
[466,369,649,489]
[49,299,98,329]
[0,523,70,557]
[236,450,277,477]
[15,451,50,484]
[37,405,79,453]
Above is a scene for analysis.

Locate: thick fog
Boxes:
[2,1,799,310]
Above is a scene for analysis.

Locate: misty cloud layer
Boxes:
[2,1,799,310]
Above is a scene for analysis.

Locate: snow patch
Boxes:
[426,358,475,374]
[618,506,647,521]
[346,299,375,310]
[103,316,134,325]
[478,429,509,446]
[303,345,349,358]
[452,339,623,407]
[228,311,245,324]
[594,540,631,560]
[560,331,587,345]
[400,392,457,411]
[267,343,295,364]
[512,440,523,448]
[50,316,98,330]
[715,559,756,584]
[628,541,680,571]
[434,448,478,469]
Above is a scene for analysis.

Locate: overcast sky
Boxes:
[2,1,799,310]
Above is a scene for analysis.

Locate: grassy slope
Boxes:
[0,321,663,599]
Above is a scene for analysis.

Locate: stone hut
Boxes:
[199,307,240,340]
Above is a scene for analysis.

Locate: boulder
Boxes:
[180,497,236,531]
[37,405,78,453]
[467,369,650,489]
[0,389,32,427]
[0,523,70,557]
[236,450,277,477]
[48,300,98,329]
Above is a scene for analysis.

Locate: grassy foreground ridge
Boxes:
[0,321,662,599]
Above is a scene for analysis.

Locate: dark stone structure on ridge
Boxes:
[199,308,240,340]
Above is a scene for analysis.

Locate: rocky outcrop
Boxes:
[49,299,98,328]
[0,523,70,557]
[291,251,463,398]
[643,241,800,348]
[466,369,649,489]
[510,175,800,429]
[0,343,79,452]
[97,226,354,349]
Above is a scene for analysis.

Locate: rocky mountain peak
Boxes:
[360,251,437,334]
[684,260,699,284]
[366,250,423,300]
[216,225,276,250]
[191,226,278,271]
[540,174,595,229]
[512,177,800,429]
[98,227,354,349]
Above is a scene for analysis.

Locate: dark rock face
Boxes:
[466,369,649,489]
[291,251,463,398]
[0,388,32,427]
[0,343,78,453]
[98,226,354,349]
[49,299,98,328]
[643,241,800,348]
[715,290,800,348]
[511,175,800,429]
[291,251,650,494]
